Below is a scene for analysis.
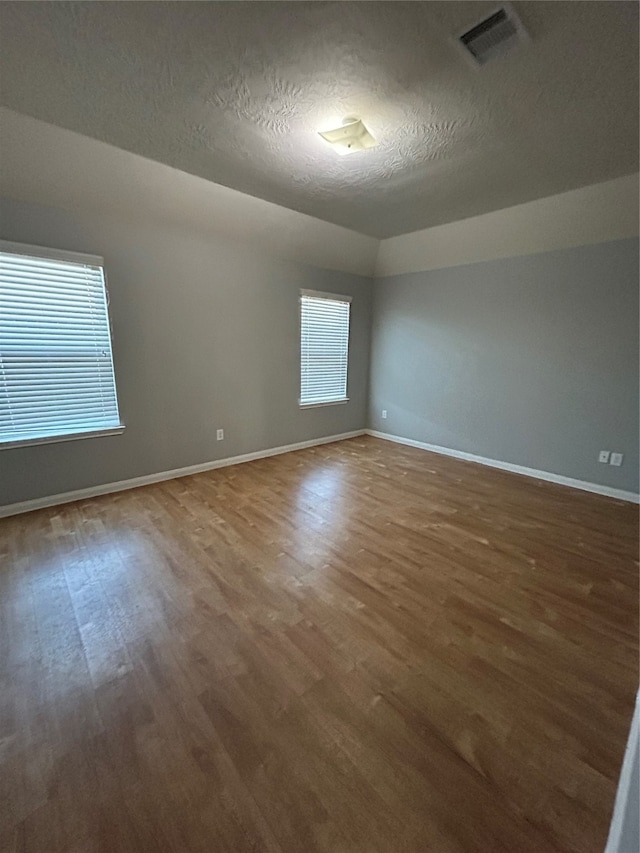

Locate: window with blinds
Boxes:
[0,241,123,448]
[300,290,351,406]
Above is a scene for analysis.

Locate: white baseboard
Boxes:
[4,427,637,518]
[0,430,366,519]
[366,429,640,504]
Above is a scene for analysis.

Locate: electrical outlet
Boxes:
[216,429,224,441]
[598,450,610,463]
[381,410,387,419]
[610,452,623,467]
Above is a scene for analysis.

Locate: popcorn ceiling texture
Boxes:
[0,1,638,237]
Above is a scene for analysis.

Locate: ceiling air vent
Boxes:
[457,4,529,66]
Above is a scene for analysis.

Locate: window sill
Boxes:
[299,398,349,409]
[0,425,126,451]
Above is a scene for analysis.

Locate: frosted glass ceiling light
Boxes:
[318,117,377,155]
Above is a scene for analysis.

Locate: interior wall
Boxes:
[0,197,372,507]
[369,238,639,494]
[605,693,640,853]
[375,173,639,277]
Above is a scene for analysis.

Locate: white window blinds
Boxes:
[300,290,351,406]
[0,241,122,448]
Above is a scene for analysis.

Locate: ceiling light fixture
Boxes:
[318,117,377,155]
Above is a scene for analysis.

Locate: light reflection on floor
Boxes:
[282,462,353,576]
[294,464,348,526]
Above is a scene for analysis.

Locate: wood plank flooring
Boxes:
[1,435,638,853]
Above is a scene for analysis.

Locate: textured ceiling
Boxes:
[0,1,638,238]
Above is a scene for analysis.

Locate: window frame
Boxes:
[0,239,125,450]
[299,288,352,409]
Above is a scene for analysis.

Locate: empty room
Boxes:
[0,2,638,852]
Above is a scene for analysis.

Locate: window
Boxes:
[300,289,351,407]
[0,240,123,449]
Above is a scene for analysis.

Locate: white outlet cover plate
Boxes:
[610,452,624,466]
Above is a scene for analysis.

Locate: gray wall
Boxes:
[2,197,638,506]
[617,743,639,853]
[0,197,372,506]
[606,696,639,853]
[369,239,639,493]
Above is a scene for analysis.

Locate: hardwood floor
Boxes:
[1,435,637,853]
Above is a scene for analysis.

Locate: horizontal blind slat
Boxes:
[1,254,101,270]
[0,409,120,427]
[2,393,118,407]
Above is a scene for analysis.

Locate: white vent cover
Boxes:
[457,4,529,66]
